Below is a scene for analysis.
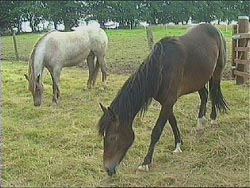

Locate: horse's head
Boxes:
[98,103,135,176]
[25,73,44,107]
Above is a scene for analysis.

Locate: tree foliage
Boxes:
[0,0,248,34]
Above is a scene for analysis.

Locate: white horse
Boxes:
[25,26,108,106]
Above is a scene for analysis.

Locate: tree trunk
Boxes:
[53,21,57,30]
[64,19,72,31]
[17,16,22,33]
[29,15,36,32]
[64,23,71,31]
[130,21,133,30]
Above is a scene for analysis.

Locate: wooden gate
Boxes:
[231,16,250,85]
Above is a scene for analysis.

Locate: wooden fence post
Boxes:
[146,27,154,51]
[231,24,238,78]
[12,28,19,62]
[236,16,249,85]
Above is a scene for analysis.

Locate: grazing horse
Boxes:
[25,26,108,106]
[97,24,229,176]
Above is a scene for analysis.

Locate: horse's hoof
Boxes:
[211,120,220,129]
[137,164,149,172]
[103,84,108,90]
[211,119,218,125]
[52,100,60,107]
[173,143,182,153]
[196,128,204,136]
[52,103,59,107]
[197,116,208,129]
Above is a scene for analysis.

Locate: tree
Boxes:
[167,1,196,24]
[86,1,113,27]
[21,1,46,32]
[86,1,141,29]
[240,0,250,17]
[110,1,140,29]
[45,1,86,31]
[0,1,24,34]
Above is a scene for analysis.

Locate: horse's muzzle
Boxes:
[105,166,116,176]
[34,102,41,107]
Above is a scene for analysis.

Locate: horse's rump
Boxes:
[176,24,226,96]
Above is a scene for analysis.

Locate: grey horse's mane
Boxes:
[28,30,57,91]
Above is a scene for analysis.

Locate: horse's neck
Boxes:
[111,47,163,126]
[111,67,158,125]
[32,44,45,78]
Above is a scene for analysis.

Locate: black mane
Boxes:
[98,41,166,135]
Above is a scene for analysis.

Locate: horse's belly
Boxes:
[179,76,209,96]
[63,52,89,67]
[59,46,90,67]
[179,64,214,96]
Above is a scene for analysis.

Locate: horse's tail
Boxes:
[208,30,229,113]
[209,78,229,113]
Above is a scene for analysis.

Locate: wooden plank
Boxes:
[234,70,250,79]
[232,33,250,40]
[231,25,238,68]
[235,47,250,52]
[234,59,250,65]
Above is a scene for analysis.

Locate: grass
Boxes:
[1,26,233,77]
[1,27,249,187]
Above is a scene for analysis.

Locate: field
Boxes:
[1,26,249,187]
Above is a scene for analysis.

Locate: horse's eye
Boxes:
[109,135,118,142]
[36,87,40,92]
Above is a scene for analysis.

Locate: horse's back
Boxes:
[41,30,91,67]
[178,24,224,96]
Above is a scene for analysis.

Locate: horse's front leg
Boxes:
[50,69,61,106]
[52,82,60,105]
[138,105,172,171]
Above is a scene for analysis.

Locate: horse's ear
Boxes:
[99,103,117,121]
[36,74,41,83]
[100,103,108,114]
[108,107,116,121]
[24,74,29,81]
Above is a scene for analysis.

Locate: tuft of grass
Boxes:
[2,60,249,187]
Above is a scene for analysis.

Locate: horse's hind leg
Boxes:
[87,51,95,89]
[92,59,100,87]
[209,78,228,127]
[96,54,108,88]
[169,110,183,153]
[209,64,228,126]
[209,79,220,126]
[197,86,208,130]
[209,34,228,126]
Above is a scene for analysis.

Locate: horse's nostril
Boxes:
[105,167,116,176]
[105,167,109,173]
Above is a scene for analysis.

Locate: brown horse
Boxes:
[98,24,229,176]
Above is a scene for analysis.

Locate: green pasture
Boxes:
[1,27,249,187]
[1,26,233,76]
